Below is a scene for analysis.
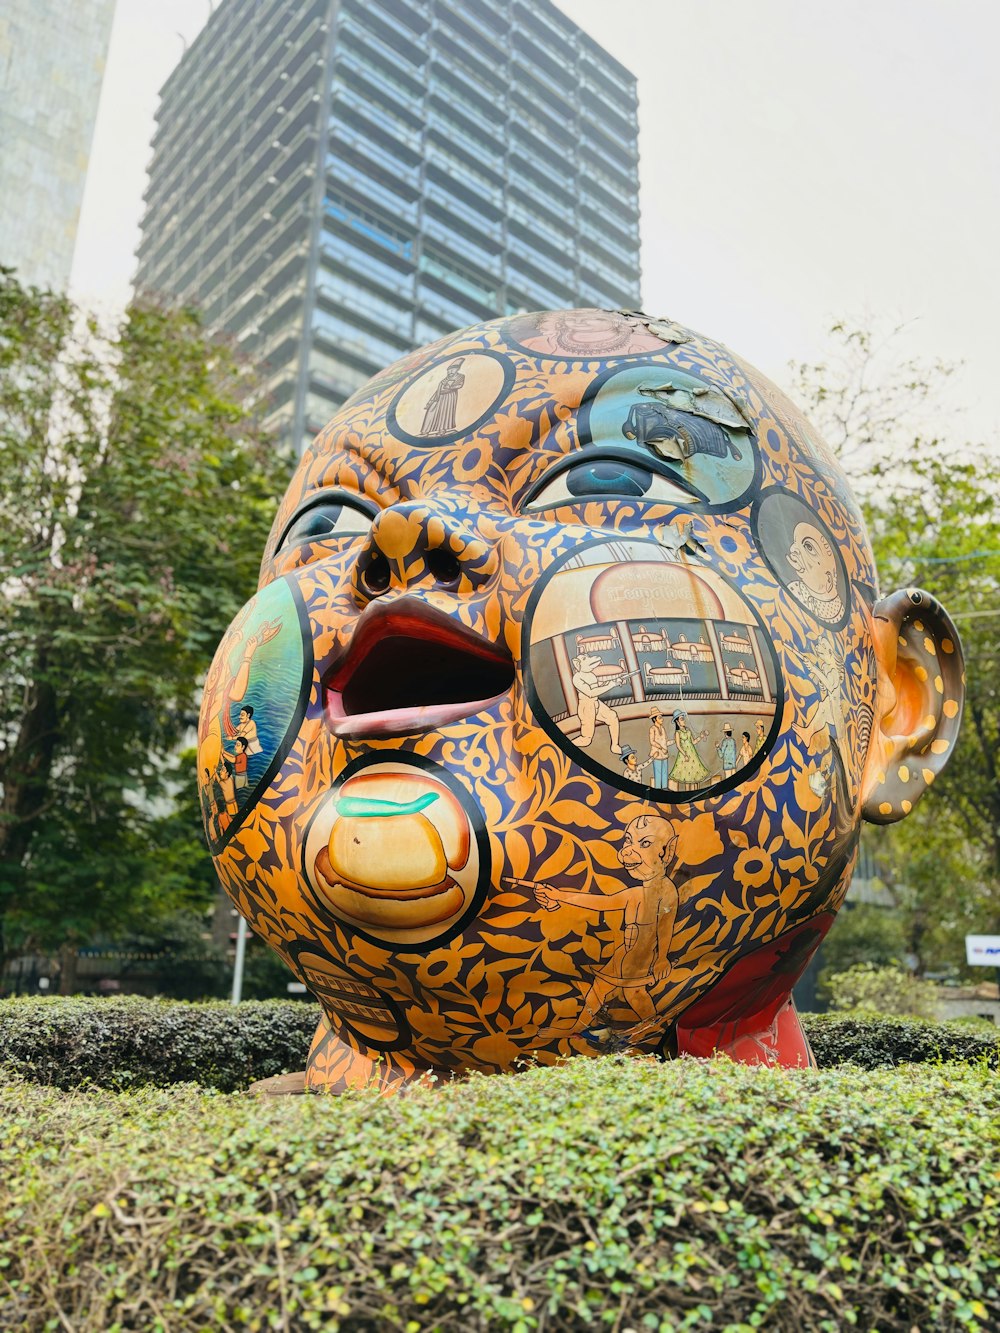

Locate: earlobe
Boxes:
[861,588,964,824]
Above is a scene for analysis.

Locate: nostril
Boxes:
[426,547,461,586]
[362,553,391,595]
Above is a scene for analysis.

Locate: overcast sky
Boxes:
[72,0,1000,447]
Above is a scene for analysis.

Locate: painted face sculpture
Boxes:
[198,308,965,1091]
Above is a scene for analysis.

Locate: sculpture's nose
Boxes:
[352,500,498,602]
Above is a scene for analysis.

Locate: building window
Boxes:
[312,307,408,368]
[324,196,415,260]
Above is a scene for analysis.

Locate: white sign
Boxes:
[965,935,1000,966]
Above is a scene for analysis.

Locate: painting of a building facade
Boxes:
[527,540,779,796]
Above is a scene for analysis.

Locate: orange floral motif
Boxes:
[734,847,776,891]
[202,309,966,1088]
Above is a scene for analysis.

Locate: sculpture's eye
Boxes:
[278,494,375,552]
[521,452,698,512]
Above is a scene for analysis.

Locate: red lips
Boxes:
[323,597,515,740]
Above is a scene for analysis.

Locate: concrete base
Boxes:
[247,1070,307,1095]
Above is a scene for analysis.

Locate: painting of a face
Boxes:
[789,523,836,593]
[753,489,849,627]
[618,816,674,881]
[201,308,965,1091]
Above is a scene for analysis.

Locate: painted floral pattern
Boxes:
[199,311,948,1092]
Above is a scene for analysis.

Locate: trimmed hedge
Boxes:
[1,1060,997,1331]
[0,995,318,1092]
[803,1011,1000,1070]
[0,997,998,1091]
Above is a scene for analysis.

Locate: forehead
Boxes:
[794,522,831,543]
[275,308,863,527]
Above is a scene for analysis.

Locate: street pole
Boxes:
[231,914,248,1004]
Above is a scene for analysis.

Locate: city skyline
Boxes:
[133,0,640,452]
[72,0,1000,449]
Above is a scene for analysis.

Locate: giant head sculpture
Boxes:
[198,309,964,1091]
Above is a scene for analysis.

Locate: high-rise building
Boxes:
[135,0,640,453]
[0,0,116,292]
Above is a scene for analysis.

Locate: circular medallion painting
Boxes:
[506,308,670,358]
[580,366,759,509]
[197,578,312,853]
[302,756,490,949]
[525,538,782,800]
[388,350,513,446]
[753,488,850,628]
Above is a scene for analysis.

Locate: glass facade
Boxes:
[0,0,115,292]
[136,0,640,453]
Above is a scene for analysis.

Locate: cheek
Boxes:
[520,530,782,801]
[290,549,367,663]
[197,574,315,856]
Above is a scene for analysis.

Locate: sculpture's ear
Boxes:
[861,588,964,824]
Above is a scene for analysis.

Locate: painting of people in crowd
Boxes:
[527,539,779,796]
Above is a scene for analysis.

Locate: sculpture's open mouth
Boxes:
[324,597,515,739]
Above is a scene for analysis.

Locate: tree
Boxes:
[821,962,940,1021]
[0,270,291,974]
[816,902,907,977]
[790,321,1000,975]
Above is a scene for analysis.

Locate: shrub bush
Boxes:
[0,995,317,1092]
[819,962,941,1019]
[0,1060,997,1331]
[0,998,997,1093]
[803,1011,1000,1070]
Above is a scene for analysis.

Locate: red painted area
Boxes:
[676,913,835,1067]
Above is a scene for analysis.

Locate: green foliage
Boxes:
[803,1011,999,1070]
[861,445,1000,964]
[821,962,941,1020]
[860,812,998,980]
[815,901,907,976]
[946,1014,1000,1039]
[0,270,291,960]
[0,1059,997,1331]
[1,998,997,1096]
[790,320,1000,973]
[128,909,231,1001]
[0,995,317,1092]
[240,933,302,999]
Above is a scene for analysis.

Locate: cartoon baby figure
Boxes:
[536,815,679,1029]
[203,305,966,1091]
[571,653,628,752]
